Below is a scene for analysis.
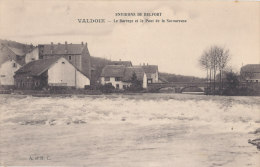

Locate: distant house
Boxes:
[25,47,39,64]
[110,60,132,67]
[100,65,147,89]
[240,64,260,83]
[37,42,92,80]
[0,44,29,86]
[14,57,90,89]
[141,65,159,83]
[0,59,22,86]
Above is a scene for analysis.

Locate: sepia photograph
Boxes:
[0,0,259,166]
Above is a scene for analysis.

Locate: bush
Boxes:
[99,83,115,93]
[222,72,240,96]
[238,87,257,96]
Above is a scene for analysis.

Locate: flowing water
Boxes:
[0,94,259,167]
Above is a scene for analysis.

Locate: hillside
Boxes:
[0,39,33,51]
[159,72,206,83]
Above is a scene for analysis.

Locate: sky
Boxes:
[0,0,259,77]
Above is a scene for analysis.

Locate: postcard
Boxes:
[0,0,259,166]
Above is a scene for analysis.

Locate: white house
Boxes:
[240,64,260,83]
[100,65,147,89]
[25,47,39,64]
[14,57,90,89]
[142,65,159,83]
[0,59,21,86]
[0,44,27,86]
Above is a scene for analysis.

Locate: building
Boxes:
[25,47,39,64]
[0,44,29,86]
[240,64,260,82]
[100,65,147,89]
[14,57,90,89]
[141,65,159,83]
[0,59,22,86]
[25,42,92,79]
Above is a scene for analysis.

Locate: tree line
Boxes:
[199,45,259,96]
[199,45,230,94]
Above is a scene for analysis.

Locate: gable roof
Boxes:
[110,61,132,67]
[15,57,60,76]
[40,43,87,55]
[122,66,145,82]
[100,65,125,77]
[15,56,89,78]
[142,65,158,74]
[0,44,26,66]
[100,65,145,82]
[7,46,26,56]
[241,64,260,73]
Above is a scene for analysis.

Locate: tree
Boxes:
[128,72,143,92]
[199,45,230,94]
[216,46,230,91]
[199,50,211,91]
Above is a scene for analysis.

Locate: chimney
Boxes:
[143,63,145,66]
[65,41,68,53]
[85,42,88,46]
[147,63,148,66]
[51,42,54,54]
[119,59,121,61]
[81,42,84,45]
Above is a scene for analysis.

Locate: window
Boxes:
[69,56,72,60]
[256,80,258,83]
[13,63,16,67]
[123,85,127,89]
[35,81,40,87]
[115,77,121,81]
[62,62,65,64]
[0,75,5,77]
[105,77,110,81]
[116,84,119,89]
[147,79,152,84]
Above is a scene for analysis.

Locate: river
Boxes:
[0,94,259,166]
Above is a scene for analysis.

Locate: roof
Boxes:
[15,56,89,78]
[122,67,145,82]
[7,46,26,56]
[142,65,158,74]
[241,64,260,73]
[40,43,87,55]
[110,61,132,67]
[100,65,145,81]
[100,65,125,77]
[15,57,60,76]
[141,65,158,78]
[0,44,26,66]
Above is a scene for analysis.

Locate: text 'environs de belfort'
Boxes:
[77,12,187,24]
